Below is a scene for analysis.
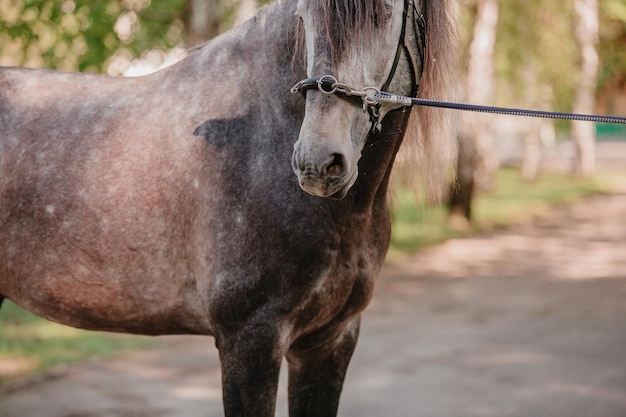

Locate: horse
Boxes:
[0,0,457,415]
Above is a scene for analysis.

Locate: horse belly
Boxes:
[0,157,214,335]
[0,177,213,335]
[2,251,212,335]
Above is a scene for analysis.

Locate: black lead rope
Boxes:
[292,77,626,126]
[375,91,626,125]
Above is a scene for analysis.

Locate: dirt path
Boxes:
[1,194,626,417]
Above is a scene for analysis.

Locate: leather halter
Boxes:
[383,0,425,97]
[291,0,426,134]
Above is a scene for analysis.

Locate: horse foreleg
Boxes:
[216,323,285,417]
[0,294,4,310]
[286,316,361,417]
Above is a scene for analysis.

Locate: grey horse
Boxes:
[0,0,457,415]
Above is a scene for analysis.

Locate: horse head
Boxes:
[291,0,426,198]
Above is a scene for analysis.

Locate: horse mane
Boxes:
[399,0,460,201]
[309,0,389,61]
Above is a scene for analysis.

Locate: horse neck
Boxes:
[348,109,410,212]
[187,1,304,112]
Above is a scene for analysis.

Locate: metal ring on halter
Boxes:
[290,76,393,134]
[332,82,354,96]
[362,87,381,105]
[317,75,339,95]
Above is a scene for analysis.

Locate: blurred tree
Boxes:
[449,0,499,225]
[496,0,577,112]
[496,0,568,181]
[185,0,222,46]
[571,0,600,176]
[185,0,267,46]
[0,0,187,72]
[234,0,259,25]
[0,0,271,73]
[450,0,625,199]
[520,82,556,182]
[597,0,626,116]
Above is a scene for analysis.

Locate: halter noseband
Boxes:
[291,0,426,135]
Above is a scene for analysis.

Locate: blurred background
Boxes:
[1,0,625,386]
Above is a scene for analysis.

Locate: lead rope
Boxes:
[374,91,626,125]
[291,77,626,126]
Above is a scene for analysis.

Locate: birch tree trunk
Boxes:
[449,0,499,224]
[185,0,223,46]
[234,0,258,26]
[521,80,555,182]
[571,0,599,176]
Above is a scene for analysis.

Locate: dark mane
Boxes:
[311,0,389,60]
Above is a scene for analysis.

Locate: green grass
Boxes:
[0,301,153,384]
[389,167,623,256]
[1,167,623,384]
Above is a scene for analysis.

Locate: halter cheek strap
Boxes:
[382,0,425,97]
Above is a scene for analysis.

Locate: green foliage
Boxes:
[598,0,626,89]
[460,0,626,113]
[0,301,153,384]
[0,0,187,72]
[494,0,579,111]
[390,196,459,254]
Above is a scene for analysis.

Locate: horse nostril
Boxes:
[325,153,346,178]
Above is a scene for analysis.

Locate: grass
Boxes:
[0,301,153,384]
[389,167,624,256]
[0,167,623,384]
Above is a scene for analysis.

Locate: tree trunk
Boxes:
[449,0,499,222]
[448,134,475,230]
[571,0,599,176]
[234,0,258,26]
[185,0,223,46]
[521,126,541,182]
[521,79,555,182]
[465,0,499,192]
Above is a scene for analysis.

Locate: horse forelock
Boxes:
[309,0,389,60]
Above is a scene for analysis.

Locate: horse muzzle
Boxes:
[291,150,356,199]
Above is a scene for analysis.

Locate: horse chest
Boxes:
[284,236,383,340]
